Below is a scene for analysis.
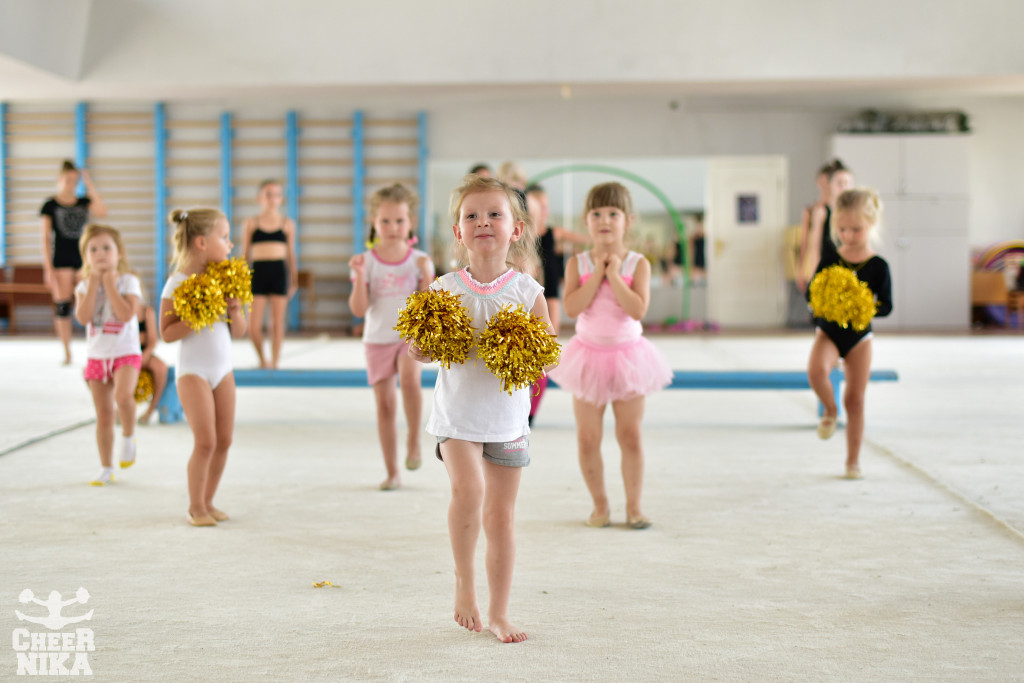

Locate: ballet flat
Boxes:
[843,466,864,480]
[817,416,838,440]
[209,509,229,522]
[585,513,611,528]
[627,515,652,530]
[187,513,217,527]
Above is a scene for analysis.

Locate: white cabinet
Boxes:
[831,134,970,330]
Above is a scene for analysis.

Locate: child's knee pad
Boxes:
[54,300,73,318]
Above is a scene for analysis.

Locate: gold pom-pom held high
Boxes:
[809,264,877,332]
[171,272,227,332]
[394,289,475,369]
[477,304,561,395]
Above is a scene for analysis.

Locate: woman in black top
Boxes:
[799,160,853,291]
[806,188,892,480]
[39,160,107,364]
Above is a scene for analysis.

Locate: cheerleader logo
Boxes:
[11,588,94,676]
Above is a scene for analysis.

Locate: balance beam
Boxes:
[155,367,898,424]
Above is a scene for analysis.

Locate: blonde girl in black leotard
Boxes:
[241,179,298,369]
[806,188,892,480]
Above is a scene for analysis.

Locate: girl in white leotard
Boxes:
[159,208,248,528]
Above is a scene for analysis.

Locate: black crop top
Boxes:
[252,226,287,244]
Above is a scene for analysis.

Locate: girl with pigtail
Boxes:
[159,208,247,527]
[348,183,435,490]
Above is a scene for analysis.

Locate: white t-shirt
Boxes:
[425,268,544,443]
[74,273,143,359]
[362,247,433,344]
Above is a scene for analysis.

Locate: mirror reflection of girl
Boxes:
[241,180,297,369]
[40,160,107,364]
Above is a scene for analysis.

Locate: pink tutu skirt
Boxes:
[549,335,673,405]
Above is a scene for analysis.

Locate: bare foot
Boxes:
[488,616,527,643]
[454,576,482,633]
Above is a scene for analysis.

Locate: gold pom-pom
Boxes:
[206,257,254,306]
[809,264,877,332]
[134,369,154,404]
[477,304,561,395]
[394,289,475,369]
[172,272,226,331]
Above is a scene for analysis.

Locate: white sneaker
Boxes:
[119,437,137,469]
[90,468,115,486]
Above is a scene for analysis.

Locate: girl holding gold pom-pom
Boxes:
[159,208,248,527]
[410,175,554,644]
[806,188,892,479]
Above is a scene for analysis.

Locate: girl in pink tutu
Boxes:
[549,182,672,530]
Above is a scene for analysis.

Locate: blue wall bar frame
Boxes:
[416,112,428,248]
[74,102,88,196]
[220,112,233,227]
[285,111,300,329]
[352,111,365,253]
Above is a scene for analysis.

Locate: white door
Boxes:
[706,157,788,328]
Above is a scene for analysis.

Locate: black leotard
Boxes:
[820,205,839,266]
[808,251,892,358]
[537,228,563,299]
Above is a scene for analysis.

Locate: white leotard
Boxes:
[161,272,233,389]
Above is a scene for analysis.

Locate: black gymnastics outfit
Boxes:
[809,251,893,358]
[40,196,92,269]
[819,205,839,266]
[537,228,563,299]
[250,227,289,296]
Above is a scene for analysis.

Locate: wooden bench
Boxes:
[155,367,899,424]
[0,265,53,333]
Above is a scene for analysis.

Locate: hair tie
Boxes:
[180,210,189,221]
[407,236,419,246]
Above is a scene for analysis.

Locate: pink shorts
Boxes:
[365,341,410,385]
[84,355,142,383]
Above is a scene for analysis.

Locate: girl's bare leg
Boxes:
[397,352,423,469]
[203,374,236,516]
[53,269,75,364]
[807,329,841,419]
[841,338,873,474]
[573,397,609,523]
[612,395,646,521]
[178,375,217,521]
[441,439,485,633]
[112,364,138,439]
[249,297,268,368]
[482,459,527,643]
[372,377,401,489]
[268,295,288,369]
[87,381,115,469]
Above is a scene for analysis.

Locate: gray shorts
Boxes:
[435,435,530,468]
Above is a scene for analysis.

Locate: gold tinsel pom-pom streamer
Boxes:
[477,304,561,395]
[206,257,254,306]
[134,369,154,404]
[172,272,227,331]
[809,264,877,332]
[394,289,475,369]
